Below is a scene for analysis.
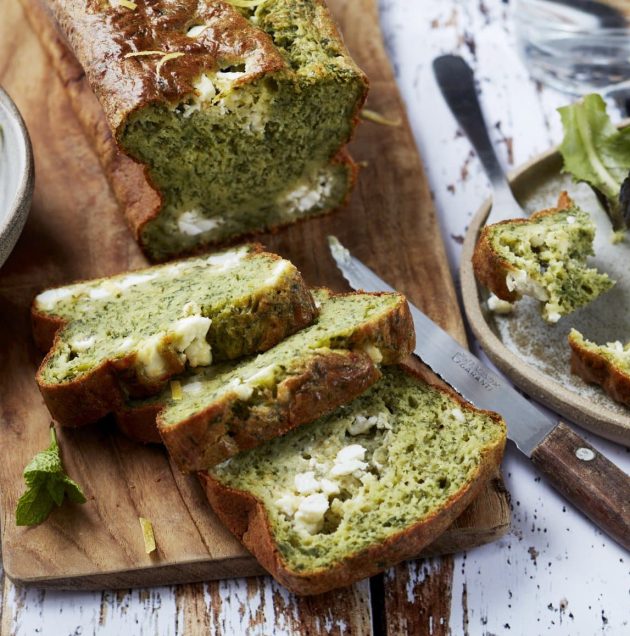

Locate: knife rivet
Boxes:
[575,447,595,461]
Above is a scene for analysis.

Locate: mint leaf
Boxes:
[16,483,55,527]
[15,428,86,526]
[558,94,630,229]
[63,476,87,504]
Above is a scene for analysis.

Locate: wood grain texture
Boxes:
[530,423,630,551]
[0,0,509,591]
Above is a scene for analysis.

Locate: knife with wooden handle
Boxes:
[328,236,630,551]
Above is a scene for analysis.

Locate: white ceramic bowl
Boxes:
[0,86,34,269]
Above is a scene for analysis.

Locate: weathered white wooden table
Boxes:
[1,1,628,634]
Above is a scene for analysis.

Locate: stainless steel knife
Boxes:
[328,236,630,550]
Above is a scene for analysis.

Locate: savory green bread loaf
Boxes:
[48,0,368,261]
[200,366,506,595]
[118,288,414,471]
[569,329,630,407]
[32,246,316,427]
[473,192,614,323]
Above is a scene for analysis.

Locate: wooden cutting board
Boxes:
[0,0,510,589]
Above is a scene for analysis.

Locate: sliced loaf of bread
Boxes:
[118,289,414,471]
[200,366,506,595]
[33,245,316,427]
[569,329,630,406]
[472,192,613,323]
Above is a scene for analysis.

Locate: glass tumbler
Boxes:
[513,0,630,94]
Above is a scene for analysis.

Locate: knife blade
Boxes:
[328,236,630,550]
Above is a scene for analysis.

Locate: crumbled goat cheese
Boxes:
[284,173,333,214]
[228,378,254,401]
[206,247,248,271]
[505,269,548,301]
[177,209,223,236]
[487,293,513,315]
[330,445,368,478]
[69,336,96,352]
[182,381,204,395]
[135,313,211,379]
[294,471,320,495]
[275,442,372,534]
[294,493,329,535]
[186,24,209,38]
[36,287,74,311]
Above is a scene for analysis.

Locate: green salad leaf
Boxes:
[558,93,630,229]
[16,427,86,526]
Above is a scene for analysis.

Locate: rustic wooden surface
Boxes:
[1,0,629,633]
[0,0,509,596]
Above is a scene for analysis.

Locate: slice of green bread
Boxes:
[46,0,368,261]
[569,329,630,406]
[118,289,414,471]
[472,192,614,323]
[32,245,316,427]
[199,366,506,595]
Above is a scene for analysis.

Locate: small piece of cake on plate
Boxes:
[569,329,630,407]
[473,192,614,323]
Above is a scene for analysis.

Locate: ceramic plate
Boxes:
[461,148,630,446]
[0,86,33,269]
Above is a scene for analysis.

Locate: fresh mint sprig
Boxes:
[16,427,86,526]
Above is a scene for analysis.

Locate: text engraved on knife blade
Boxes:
[451,352,501,391]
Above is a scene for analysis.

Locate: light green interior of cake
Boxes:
[209,367,505,572]
[570,328,630,372]
[153,289,403,426]
[489,206,613,322]
[37,247,306,384]
[120,0,366,260]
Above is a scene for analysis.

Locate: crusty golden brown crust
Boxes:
[31,247,318,428]
[20,0,368,261]
[472,192,573,301]
[51,0,287,136]
[118,290,415,470]
[20,0,163,244]
[569,335,630,407]
[159,351,382,471]
[198,365,506,595]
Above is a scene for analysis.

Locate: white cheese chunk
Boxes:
[505,269,548,301]
[276,493,301,517]
[170,315,212,367]
[187,24,209,38]
[69,336,96,352]
[117,273,158,290]
[136,333,169,379]
[182,380,204,395]
[177,209,223,236]
[36,287,74,311]
[283,172,333,214]
[194,74,217,102]
[89,287,113,300]
[245,364,277,387]
[294,493,329,535]
[206,247,248,271]
[294,471,320,495]
[228,378,254,401]
[330,444,368,477]
[487,293,513,315]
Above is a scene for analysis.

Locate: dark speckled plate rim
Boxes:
[460,145,630,446]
